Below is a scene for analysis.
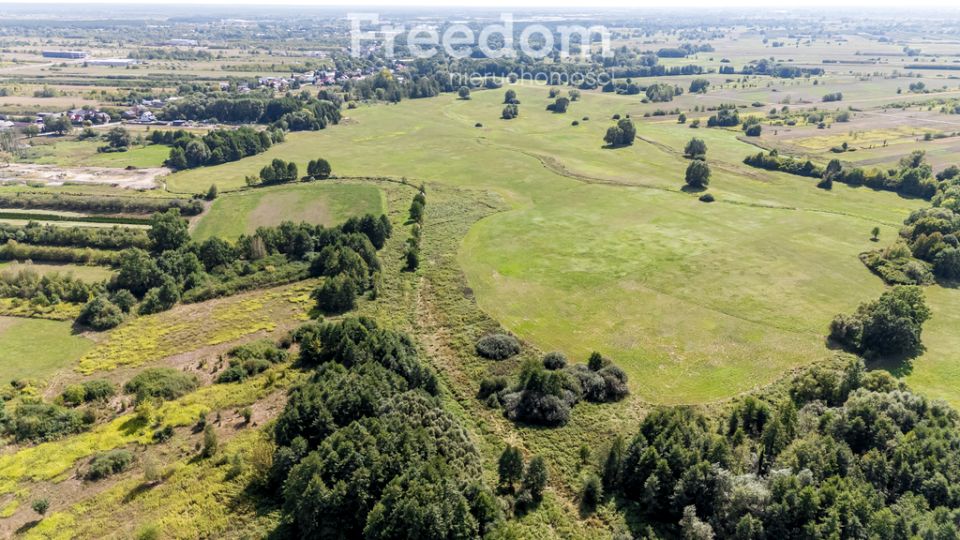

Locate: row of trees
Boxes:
[160,90,341,130]
[744,149,940,199]
[0,192,203,216]
[247,157,333,187]
[0,222,149,250]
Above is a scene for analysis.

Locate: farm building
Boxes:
[41,50,88,59]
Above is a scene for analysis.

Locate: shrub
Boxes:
[85,449,134,480]
[78,296,124,330]
[478,376,509,400]
[31,498,49,516]
[10,401,91,442]
[61,379,116,406]
[569,364,630,403]
[699,193,715,203]
[123,368,199,403]
[476,334,521,360]
[502,362,578,426]
[542,352,567,370]
[228,340,289,363]
[201,424,218,457]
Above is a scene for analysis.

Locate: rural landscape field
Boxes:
[0,2,959,538]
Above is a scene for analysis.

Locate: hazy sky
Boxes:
[10,0,960,8]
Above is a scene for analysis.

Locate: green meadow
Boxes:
[159,85,936,404]
[191,182,385,241]
[0,317,93,382]
[18,140,169,169]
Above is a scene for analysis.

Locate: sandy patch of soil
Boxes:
[0,163,168,190]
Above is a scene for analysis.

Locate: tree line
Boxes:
[744,149,939,200]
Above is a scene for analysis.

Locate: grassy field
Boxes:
[18,140,169,169]
[192,182,385,241]
[162,84,933,404]
[0,317,92,383]
[0,261,114,282]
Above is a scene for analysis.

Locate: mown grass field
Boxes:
[162,84,935,404]
[191,181,385,241]
[18,140,169,169]
[0,317,92,383]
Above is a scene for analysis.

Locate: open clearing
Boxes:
[19,140,169,169]
[167,84,933,404]
[192,181,385,241]
[0,162,167,189]
[0,317,92,383]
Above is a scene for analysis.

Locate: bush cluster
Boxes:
[475,333,520,360]
[485,352,630,426]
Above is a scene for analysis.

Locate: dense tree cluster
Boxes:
[822,92,843,102]
[740,58,824,78]
[88,210,389,326]
[689,78,710,94]
[744,149,939,199]
[829,285,931,359]
[644,83,679,103]
[160,127,281,171]
[159,91,341,131]
[707,105,740,127]
[546,96,570,113]
[6,400,93,442]
[0,269,101,306]
[306,158,332,180]
[600,358,960,539]
[604,118,637,147]
[256,159,299,185]
[265,317,498,539]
